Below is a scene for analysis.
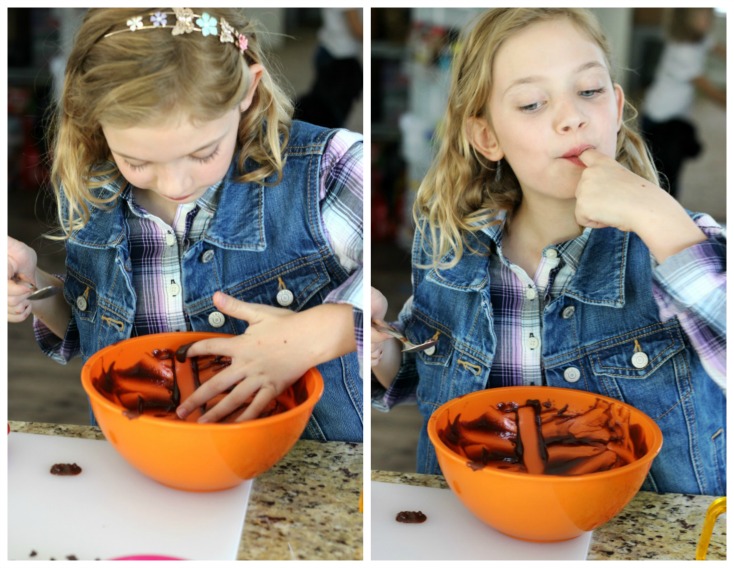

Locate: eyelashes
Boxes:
[123,145,221,172]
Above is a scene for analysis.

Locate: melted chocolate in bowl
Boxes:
[92,348,309,423]
[438,398,648,475]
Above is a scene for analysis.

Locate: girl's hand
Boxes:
[8,237,38,323]
[575,148,706,262]
[370,287,391,367]
[177,292,352,423]
[574,148,663,233]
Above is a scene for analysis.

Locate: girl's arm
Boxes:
[651,213,725,387]
[575,149,725,387]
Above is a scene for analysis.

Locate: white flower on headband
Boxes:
[127,16,144,32]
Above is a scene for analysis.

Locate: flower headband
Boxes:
[104,8,248,53]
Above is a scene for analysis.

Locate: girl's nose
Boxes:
[156,166,193,197]
[554,99,588,133]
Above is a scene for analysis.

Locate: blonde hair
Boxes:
[415,8,659,269]
[50,8,293,237]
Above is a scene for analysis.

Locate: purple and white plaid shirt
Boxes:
[36,129,364,361]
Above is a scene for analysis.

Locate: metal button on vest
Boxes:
[424,345,436,356]
[277,289,294,307]
[165,232,176,246]
[631,352,649,369]
[561,306,575,319]
[527,335,540,350]
[525,287,537,300]
[563,367,581,383]
[208,311,225,328]
[76,296,88,311]
[201,250,215,263]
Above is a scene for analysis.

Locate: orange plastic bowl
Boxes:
[427,386,663,542]
[81,332,323,492]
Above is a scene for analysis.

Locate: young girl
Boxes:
[7,8,363,442]
[372,8,725,495]
[641,7,726,198]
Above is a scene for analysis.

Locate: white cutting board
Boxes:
[372,481,592,560]
[8,432,252,560]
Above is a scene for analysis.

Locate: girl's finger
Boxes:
[233,383,279,422]
[176,364,245,419]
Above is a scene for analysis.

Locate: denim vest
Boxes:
[401,222,725,495]
[62,121,363,443]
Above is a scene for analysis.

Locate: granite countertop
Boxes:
[372,471,726,561]
[9,421,363,560]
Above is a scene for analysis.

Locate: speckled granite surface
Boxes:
[10,421,363,560]
[372,471,726,560]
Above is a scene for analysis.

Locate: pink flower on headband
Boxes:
[237,33,248,53]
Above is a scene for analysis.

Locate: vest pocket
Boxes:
[582,322,691,421]
[226,257,332,312]
[66,268,134,358]
[588,322,686,380]
[65,269,98,325]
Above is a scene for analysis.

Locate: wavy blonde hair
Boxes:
[414,8,659,269]
[49,8,293,237]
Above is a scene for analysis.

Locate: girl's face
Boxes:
[471,18,624,202]
[102,64,262,217]
[103,107,241,211]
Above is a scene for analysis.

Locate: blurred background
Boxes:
[7,7,362,425]
[371,7,726,472]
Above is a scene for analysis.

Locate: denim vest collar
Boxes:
[565,227,628,308]
[451,216,629,308]
[70,158,268,251]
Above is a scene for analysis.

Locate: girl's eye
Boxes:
[126,161,147,172]
[579,87,605,98]
[192,146,220,164]
[518,101,542,113]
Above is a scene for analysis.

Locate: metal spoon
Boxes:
[371,318,439,354]
[11,273,62,301]
[27,285,62,301]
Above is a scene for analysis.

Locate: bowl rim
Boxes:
[427,385,663,482]
[80,332,325,430]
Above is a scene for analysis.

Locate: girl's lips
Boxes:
[168,193,196,202]
[564,156,586,167]
[561,145,594,167]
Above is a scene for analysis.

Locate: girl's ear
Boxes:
[239,63,264,113]
[613,83,625,132]
[466,117,504,161]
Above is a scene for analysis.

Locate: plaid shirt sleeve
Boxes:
[319,129,364,361]
[652,213,726,389]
